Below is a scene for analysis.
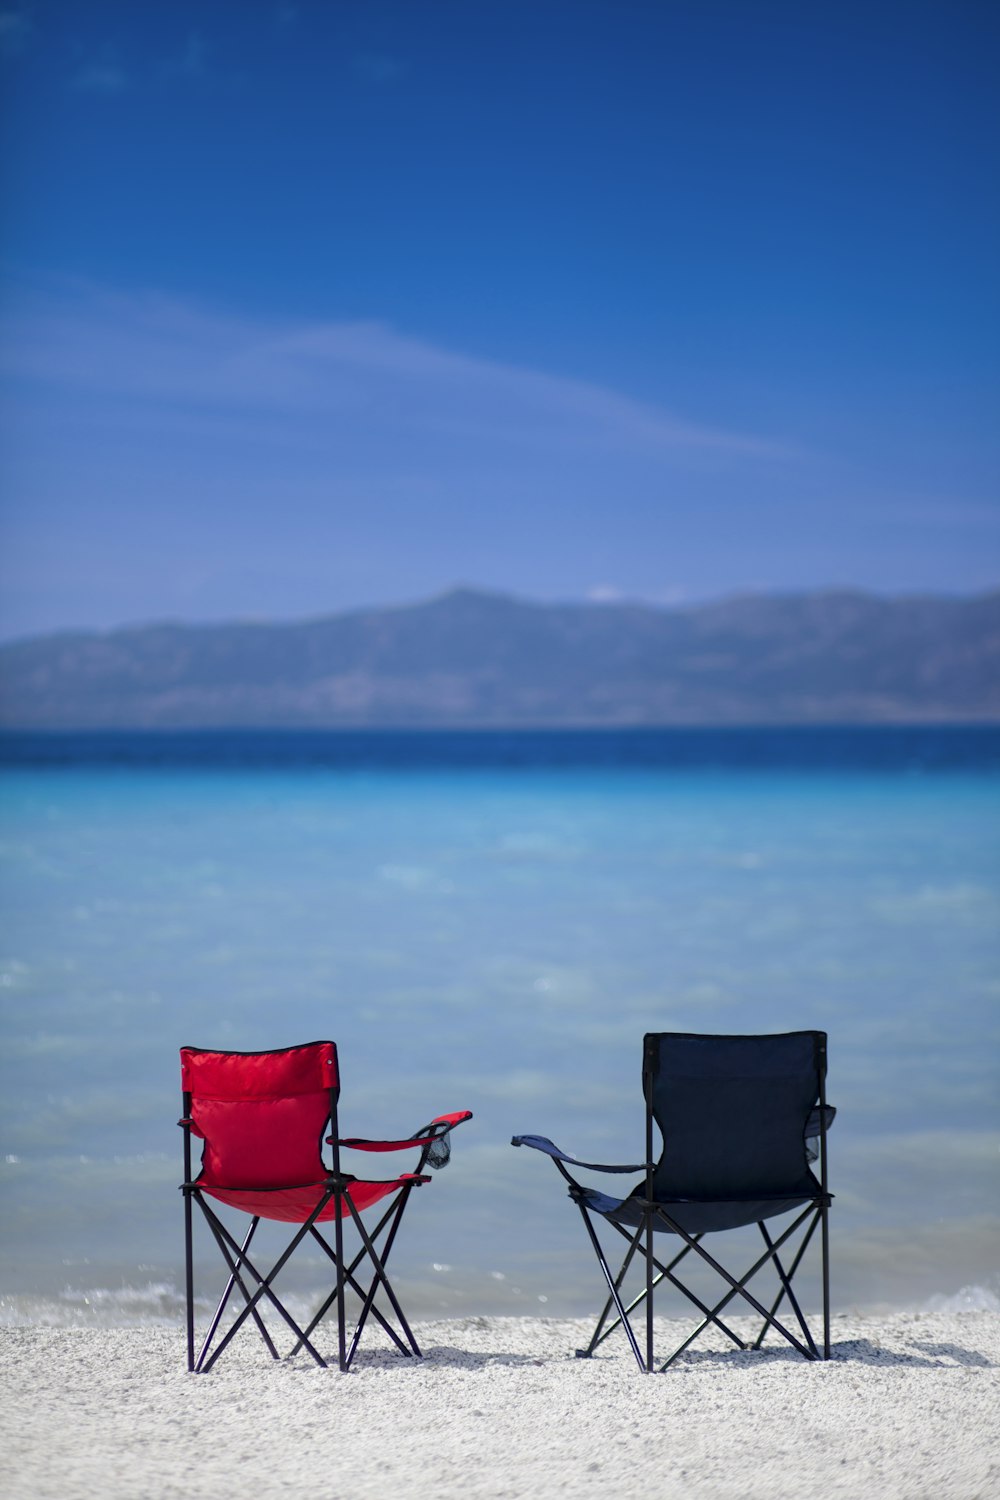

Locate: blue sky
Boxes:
[1,0,997,638]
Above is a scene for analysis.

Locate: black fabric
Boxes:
[580,1185,814,1235]
[569,1032,829,1234]
[645,1030,825,1206]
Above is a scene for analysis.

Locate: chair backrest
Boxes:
[645,1031,825,1201]
[180,1040,339,1190]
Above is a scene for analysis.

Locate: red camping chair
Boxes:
[179,1040,471,1372]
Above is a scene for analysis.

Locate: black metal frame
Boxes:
[571,1191,829,1372]
[516,1033,832,1373]
[180,1079,445,1373]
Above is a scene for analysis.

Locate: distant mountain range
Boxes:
[1,588,998,729]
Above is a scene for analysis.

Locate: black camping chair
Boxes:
[512,1030,833,1372]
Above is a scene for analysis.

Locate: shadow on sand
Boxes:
[563,1336,995,1371]
[304,1333,993,1372]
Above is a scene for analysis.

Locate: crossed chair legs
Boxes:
[185,1180,423,1374]
[572,1193,830,1373]
[185,1184,830,1376]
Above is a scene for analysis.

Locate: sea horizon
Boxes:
[3,722,1000,767]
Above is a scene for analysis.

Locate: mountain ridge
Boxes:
[2,587,998,728]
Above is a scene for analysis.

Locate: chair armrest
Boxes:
[421,1111,474,1133]
[805,1105,836,1138]
[332,1111,473,1170]
[333,1136,435,1152]
[805,1105,836,1163]
[511,1134,648,1173]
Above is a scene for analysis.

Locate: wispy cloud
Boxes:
[0,276,784,463]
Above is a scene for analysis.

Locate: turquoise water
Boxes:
[1,733,998,1324]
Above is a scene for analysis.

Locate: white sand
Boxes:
[2,1312,998,1499]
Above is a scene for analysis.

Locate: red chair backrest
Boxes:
[180,1041,339,1190]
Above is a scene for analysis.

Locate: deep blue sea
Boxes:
[1,728,998,1327]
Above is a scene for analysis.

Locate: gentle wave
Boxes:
[0,1283,190,1329]
[921,1285,1000,1315]
[3,1281,999,1329]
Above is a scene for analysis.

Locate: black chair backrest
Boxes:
[645,1031,826,1202]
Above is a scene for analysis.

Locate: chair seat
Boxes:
[201,1173,430,1224]
[580,1184,816,1235]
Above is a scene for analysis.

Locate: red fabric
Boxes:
[194,1095,331,1188]
[180,1044,468,1216]
[180,1042,339,1191]
[200,1174,429,1223]
[337,1137,436,1153]
[337,1111,472,1152]
[180,1041,339,1095]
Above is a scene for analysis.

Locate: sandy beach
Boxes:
[2,1310,997,1500]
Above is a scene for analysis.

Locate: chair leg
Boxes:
[752,1212,820,1353]
[821,1199,831,1359]
[604,1223,745,1352]
[645,1204,654,1373]
[183,1186,195,1373]
[578,1220,647,1357]
[293,1195,421,1369]
[291,1193,403,1354]
[597,1235,743,1359]
[334,1185,347,1372]
[343,1192,422,1359]
[197,1216,278,1371]
[649,1266,746,1353]
[575,1201,646,1372]
[344,1185,417,1367]
[304,1216,415,1362]
[757,1219,818,1358]
[196,1196,334,1372]
[654,1204,818,1369]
